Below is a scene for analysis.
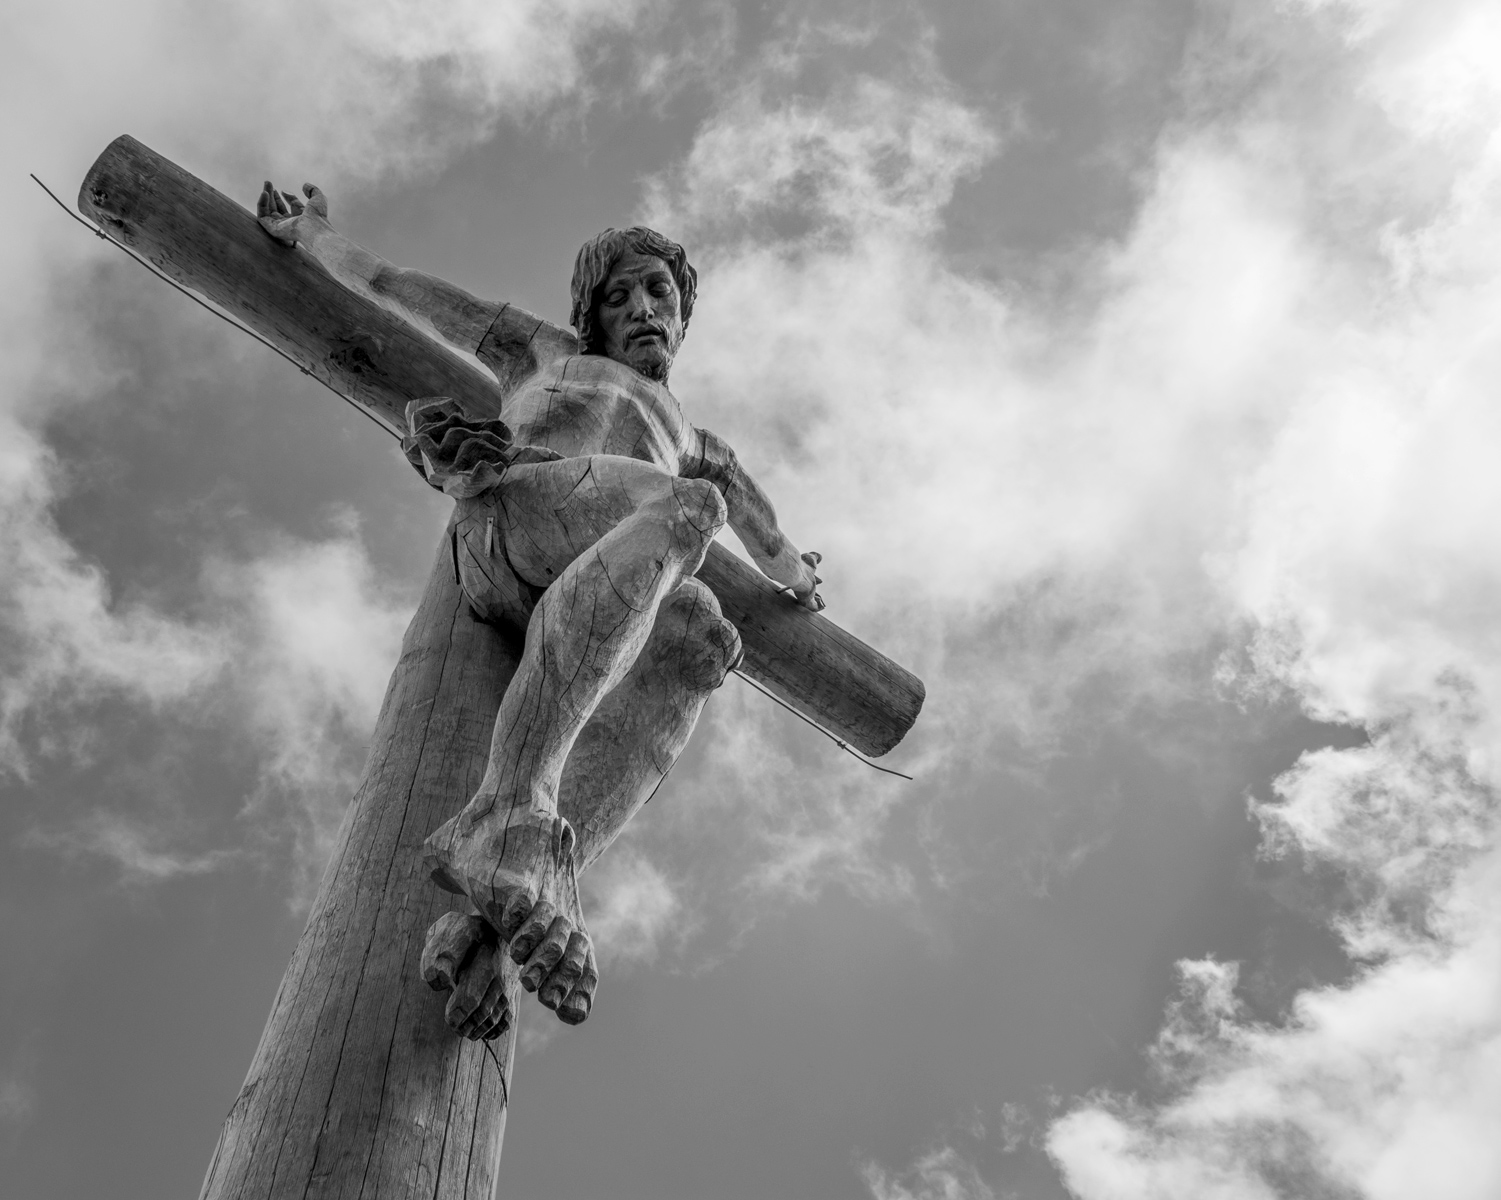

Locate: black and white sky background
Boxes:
[3,1,1499,1197]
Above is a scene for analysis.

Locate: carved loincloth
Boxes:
[403,396,562,630]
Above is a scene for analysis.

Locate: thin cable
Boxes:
[483,1036,510,1104]
[31,173,401,441]
[36,172,910,781]
[731,668,915,780]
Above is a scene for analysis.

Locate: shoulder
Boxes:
[476,305,579,396]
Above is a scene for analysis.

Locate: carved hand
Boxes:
[256,180,330,247]
[793,549,825,611]
[753,544,825,611]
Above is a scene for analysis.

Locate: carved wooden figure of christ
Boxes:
[75,136,922,1199]
[258,186,825,1035]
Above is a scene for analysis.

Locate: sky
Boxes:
[2,0,1499,1197]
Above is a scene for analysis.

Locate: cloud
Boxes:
[6,0,656,193]
[14,523,413,898]
[0,420,228,778]
[22,812,237,883]
[619,3,1501,1192]
[582,848,684,967]
[0,1071,35,1129]
[1040,0,1501,1195]
[862,1145,997,1200]
[636,20,1299,915]
[211,523,413,895]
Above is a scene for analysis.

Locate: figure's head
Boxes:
[570,226,697,382]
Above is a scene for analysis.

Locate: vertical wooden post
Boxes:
[199,531,522,1200]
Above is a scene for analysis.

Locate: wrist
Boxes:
[755,541,801,586]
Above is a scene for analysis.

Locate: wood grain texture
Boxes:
[78,134,925,756]
[197,536,522,1200]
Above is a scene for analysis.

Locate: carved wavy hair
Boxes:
[569,226,697,355]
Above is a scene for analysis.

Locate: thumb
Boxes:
[302,182,329,219]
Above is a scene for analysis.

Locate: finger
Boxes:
[282,190,304,216]
[520,915,572,993]
[801,550,822,567]
[257,182,273,218]
[509,899,557,964]
[538,930,590,1011]
[556,948,599,1025]
[303,183,329,219]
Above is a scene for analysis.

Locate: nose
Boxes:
[629,285,655,320]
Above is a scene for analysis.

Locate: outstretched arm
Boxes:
[682,427,823,610]
[257,182,500,354]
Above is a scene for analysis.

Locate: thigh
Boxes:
[496,454,677,587]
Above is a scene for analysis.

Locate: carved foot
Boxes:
[421,912,513,1040]
[423,806,599,1024]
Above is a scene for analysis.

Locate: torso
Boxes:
[476,304,692,473]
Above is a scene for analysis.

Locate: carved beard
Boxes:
[634,353,672,384]
[606,330,678,384]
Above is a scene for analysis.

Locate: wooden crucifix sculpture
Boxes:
[76,135,923,1200]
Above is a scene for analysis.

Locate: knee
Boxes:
[661,578,742,690]
[667,476,728,544]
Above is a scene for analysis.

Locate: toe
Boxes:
[538,930,590,1010]
[556,943,599,1025]
[509,900,557,963]
[497,885,537,940]
[444,945,493,1032]
[463,974,510,1041]
[421,912,487,991]
[519,915,571,992]
[446,946,511,1041]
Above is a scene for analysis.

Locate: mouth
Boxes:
[628,325,667,345]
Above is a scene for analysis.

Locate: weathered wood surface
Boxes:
[198,536,521,1200]
[78,134,925,757]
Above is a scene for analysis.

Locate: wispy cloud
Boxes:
[863,1144,997,1200]
[583,846,685,967]
[210,523,411,897]
[23,811,237,882]
[1041,0,1501,1195]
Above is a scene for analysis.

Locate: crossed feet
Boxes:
[420,805,599,1041]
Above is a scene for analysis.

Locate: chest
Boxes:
[503,355,691,466]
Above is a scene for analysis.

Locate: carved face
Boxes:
[595,250,685,382]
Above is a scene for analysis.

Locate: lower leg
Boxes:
[561,577,742,871]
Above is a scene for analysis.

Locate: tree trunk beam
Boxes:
[77,134,925,757]
[198,536,522,1200]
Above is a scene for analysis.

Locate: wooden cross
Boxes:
[77,135,924,1200]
